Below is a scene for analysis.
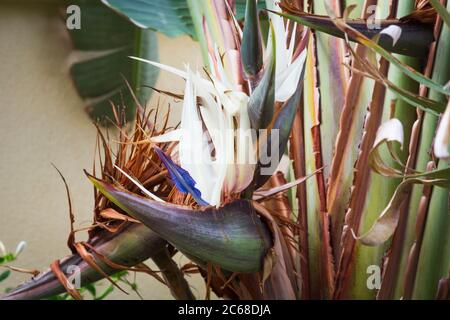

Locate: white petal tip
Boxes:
[14,241,27,257]
[380,25,402,46]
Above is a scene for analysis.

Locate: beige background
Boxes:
[0,1,206,299]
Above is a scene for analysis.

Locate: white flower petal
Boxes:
[373,118,404,149]
[434,100,450,161]
[150,129,182,143]
[0,240,6,257]
[275,49,307,102]
[287,22,297,61]
[14,241,27,257]
[380,25,402,46]
[129,56,187,78]
[179,70,218,205]
[213,45,233,89]
[234,103,256,192]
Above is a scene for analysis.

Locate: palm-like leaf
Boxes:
[101,0,195,37]
[66,0,158,122]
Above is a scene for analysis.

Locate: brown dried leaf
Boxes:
[50,260,82,300]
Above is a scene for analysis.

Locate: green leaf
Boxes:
[248,23,276,130]
[278,8,450,97]
[252,55,306,189]
[94,285,114,300]
[67,0,159,122]
[0,270,11,283]
[241,0,263,77]
[0,253,15,264]
[103,0,263,67]
[412,163,450,299]
[362,114,450,246]
[84,283,97,298]
[101,0,195,37]
[101,0,264,39]
[412,2,450,299]
[272,62,306,156]
[236,0,265,20]
[276,3,434,58]
[344,40,446,115]
[429,0,450,28]
[381,77,446,115]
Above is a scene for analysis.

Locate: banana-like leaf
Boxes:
[322,0,398,300]
[302,21,337,299]
[88,174,273,273]
[1,224,166,300]
[349,0,424,300]
[276,3,434,58]
[241,0,263,77]
[101,0,195,37]
[413,163,450,299]
[66,0,159,122]
[101,0,263,38]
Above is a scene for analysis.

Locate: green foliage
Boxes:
[47,271,142,300]
[102,0,195,37]
[0,241,26,290]
[0,241,138,300]
[0,270,11,283]
[247,23,276,131]
[101,0,264,37]
[241,0,263,77]
[66,0,159,123]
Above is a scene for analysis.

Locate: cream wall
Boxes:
[0,2,205,299]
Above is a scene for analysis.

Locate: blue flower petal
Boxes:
[154,147,209,206]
